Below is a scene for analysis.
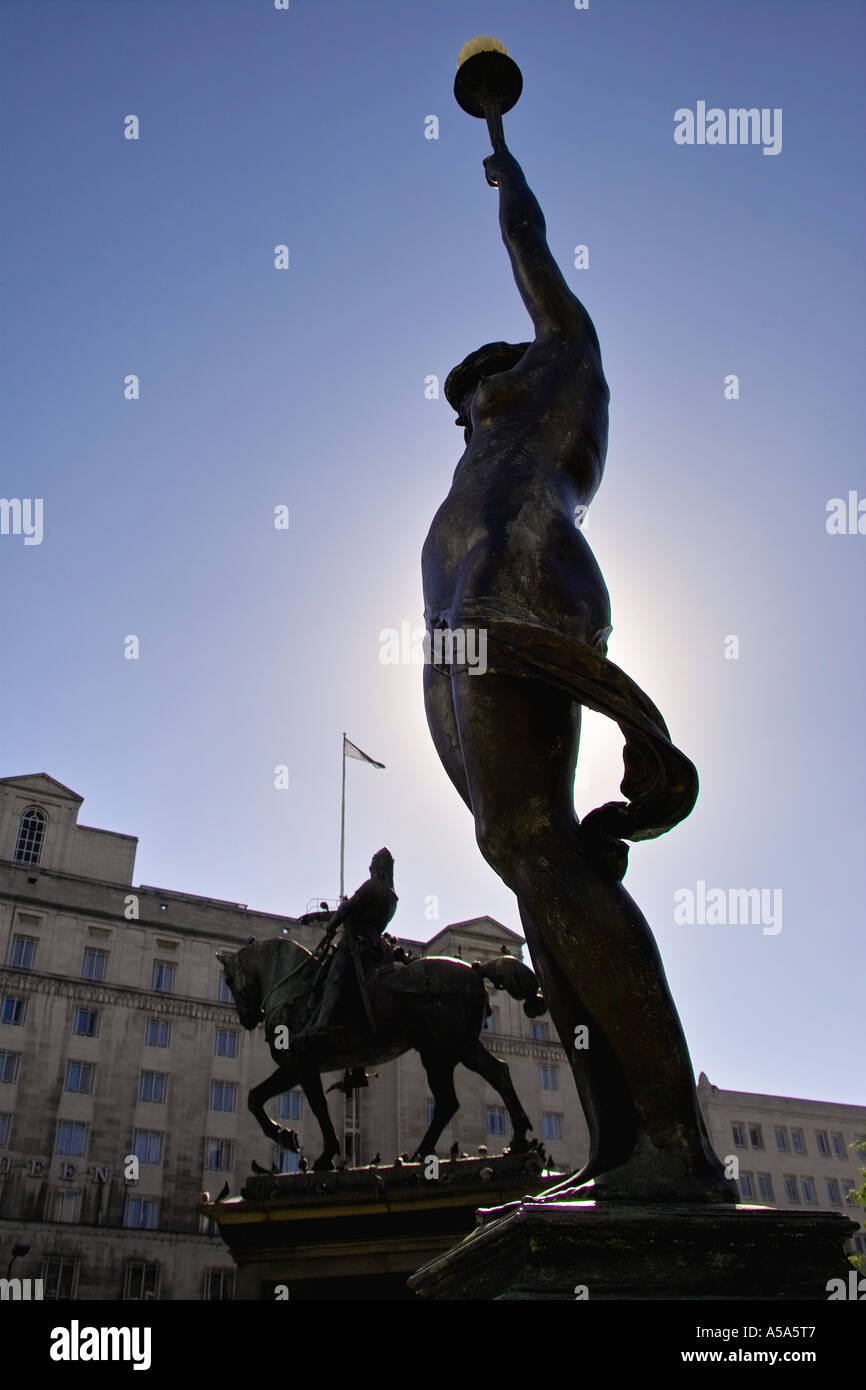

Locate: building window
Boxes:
[73,1008,100,1038]
[0,1113,12,1147]
[47,1189,80,1223]
[152,960,176,994]
[145,1019,171,1048]
[0,996,26,1026]
[203,1267,235,1300]
[64,1061,95,1095]
[122,1261,160,1300]
[801,1177,817,1205]
[210,1080,237,1113]
[783,1175,800,1203]
[791,1128,806,1154]
[123,1196,159,1230]
[482,1004,500,1034]
[738,1171,754,1199]
[41,1257,80,1300]
[277,1090,302,1122]
[486,1106,507,1136]
[55,1121,89,1157]
[542,1112,564,1142]
[344,1091,360,1166]
[530,1021,550,1041]
[0,1051,20,1084]
[218,975,234,1004]
[815,1130,830,1157]
[757,1172,774,1202]
[81,948,108,983]
[214,1028,239,1059]
[825,1178,841,1206]
[748,1125,763,1149]
[139,1071,167,1104]
[831,1132,845,1159]
[731,1122,746,1148]
[8,935,37,969]
[205,1138,234,1172]
[14,807,46,865]
[274,1148,300,1173]
[843,1180,857,1207]
[133,1129,164,1166]
[775,1127,788,1151]
[540,1064,559,1091]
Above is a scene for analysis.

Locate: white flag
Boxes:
[344,736,385,769]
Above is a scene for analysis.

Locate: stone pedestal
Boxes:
[204,1153,564,1299]
[408,1197,859,1301]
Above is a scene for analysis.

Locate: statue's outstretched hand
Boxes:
[483,149,520,188]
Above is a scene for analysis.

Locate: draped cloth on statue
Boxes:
[431,609,699,868]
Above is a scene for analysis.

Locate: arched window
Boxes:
[14,807,46,865]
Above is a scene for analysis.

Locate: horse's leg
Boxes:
[411,1052,460,1160]
[248,1066,300,1150]
[297,1066,340,1171]
[458,1038,533,1153]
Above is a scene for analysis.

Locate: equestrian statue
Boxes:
[216,849,545,1171]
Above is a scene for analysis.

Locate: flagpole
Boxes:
[339,732,347,900]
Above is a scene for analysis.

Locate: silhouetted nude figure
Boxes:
[422,146,734,1202]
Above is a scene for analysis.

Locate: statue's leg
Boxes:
[248,1066,300,1149]
[515,898,637,1180]
[423,662,473,809]
[457,1038,532,1153]
[450,667,733,1200]
[412,1052,460,1160]
[305,950,348,1035]
[298,1065,341,1171]
[426,653,625,1168]
[430,659,636,1175]
[426,655,625,1167]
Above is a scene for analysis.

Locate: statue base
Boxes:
[407,1197,859,1301]
[204,1153,563,1299]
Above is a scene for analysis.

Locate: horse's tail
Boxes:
[472,956,546,1018]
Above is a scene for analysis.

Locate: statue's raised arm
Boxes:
[482,146,598,347]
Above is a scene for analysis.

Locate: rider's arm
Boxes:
[484,148,599,347]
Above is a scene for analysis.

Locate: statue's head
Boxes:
[369,847,394,880]
[445,341,530,439]
[215,946,263,1030]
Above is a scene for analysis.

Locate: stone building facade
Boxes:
[1,773,863,1299]
[698,1073,866,1256]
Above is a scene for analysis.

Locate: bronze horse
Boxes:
[216,936,545,1171]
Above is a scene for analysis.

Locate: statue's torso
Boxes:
[345,880,398,945]
[422,333,612,647]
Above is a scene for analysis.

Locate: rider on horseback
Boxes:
[300,847,400,1040]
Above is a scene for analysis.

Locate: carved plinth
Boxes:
[408,1198,859,1301]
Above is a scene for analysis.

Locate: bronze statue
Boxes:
[420,41,735,1203]
[301,848,398,1037]
[216,854,545,1171]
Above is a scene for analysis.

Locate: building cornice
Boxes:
[482,1035,567,1062]
[0,966,239,1024]
[0,885,304,948]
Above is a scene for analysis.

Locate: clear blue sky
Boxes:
[2,0,863,1105]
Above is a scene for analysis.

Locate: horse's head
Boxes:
[216,945,264,1030]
